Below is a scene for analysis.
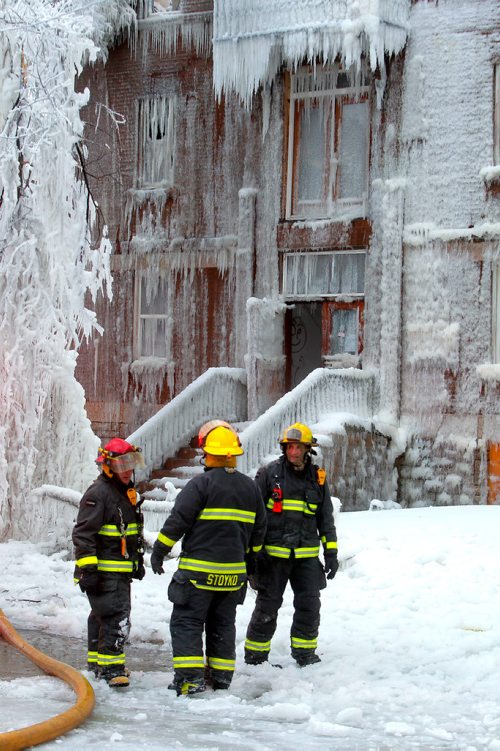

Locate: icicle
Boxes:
[213,0,410,107]
[139,11,212,60]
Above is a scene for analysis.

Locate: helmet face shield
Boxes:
[109,451,145,473]
[279,422,317,447]
[284,427,303,442]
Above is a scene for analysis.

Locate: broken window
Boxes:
[136,275,172,359]
[285,65,370,220]
[137,96,176,188]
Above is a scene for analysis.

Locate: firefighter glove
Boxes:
[150,548,165,575]
[133,562,146,580]
[324,552,339,580]
[79,566,100,594]
[245,551,256,576]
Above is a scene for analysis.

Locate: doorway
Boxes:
[285,299,364,390]
[286,303,323,389]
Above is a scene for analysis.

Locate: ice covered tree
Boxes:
[0,0,136,539]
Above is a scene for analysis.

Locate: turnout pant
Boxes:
[245,554,326,662]
[169,575,243,687]
[87,575,131,675]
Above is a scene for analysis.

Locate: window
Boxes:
[283,250,365,300]
[136,275,172,359]
[153,0,180,10]
[329,306,359,355]
[137,96,176,188]
[495,63,500,165]
[494,264,500,363]
[286,65,370,220]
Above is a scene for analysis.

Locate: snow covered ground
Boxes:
[1,504,500,750]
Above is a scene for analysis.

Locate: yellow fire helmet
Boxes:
[203,425,244,457]
[279,422,318,447]
[198,419,233,449]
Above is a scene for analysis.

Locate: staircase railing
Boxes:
[238,367,378,475]
[127,367,248,478]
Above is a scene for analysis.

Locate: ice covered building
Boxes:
[75,0,500,509]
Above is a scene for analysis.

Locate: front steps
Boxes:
[138,444,204,502]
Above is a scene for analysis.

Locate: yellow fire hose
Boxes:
[0,608,95,750]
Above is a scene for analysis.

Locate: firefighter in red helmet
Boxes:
[72,438,146,687]
[151,421,267,696]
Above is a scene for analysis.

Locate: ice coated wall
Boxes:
[402,0,500,229]
[363,0,500,505]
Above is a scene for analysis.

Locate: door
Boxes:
[286,303,323,389]
[285,299,364,389]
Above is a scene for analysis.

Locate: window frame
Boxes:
[282,249,366,301]
[134,271,172,361]
[137,95,176,189]
[285,64,371,221]
[322,299,365,357]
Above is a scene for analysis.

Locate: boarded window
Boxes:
[286,66,370,220]
[137,96,176,188]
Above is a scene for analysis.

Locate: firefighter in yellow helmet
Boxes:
[244,422,338,667]
[151,421,267,696]
[72,438,146,687]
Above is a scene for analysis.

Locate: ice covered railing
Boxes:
[238,367,378,475]
[127,367,247,479]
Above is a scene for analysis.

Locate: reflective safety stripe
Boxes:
[76,555,98,567]
[98,652,125,667]
[291,636,318,650]
[173,655,205,670]
[179,558,246,575]
[98,523,138,537]
[294,546,320,558]
[158,532,177,547]
[323,539,338,550]
[252,544,263,553]
[87,651,98,664]
[265,545,320,559]
[245,638,271,652]
[192,580,243,591]
[207,656,235,672]
[97,559,134,573]
[266,498,317,515]
[265,545,291,559]
[197,508,256,523]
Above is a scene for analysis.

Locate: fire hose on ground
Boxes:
[0,608,95,750]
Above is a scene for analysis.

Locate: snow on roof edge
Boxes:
[212,0,411,106]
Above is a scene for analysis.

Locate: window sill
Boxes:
[476,363,500,381]
[480,166,500,194]
[128,185,178,203]
[323,353,361,369]
[130,357,171,376]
